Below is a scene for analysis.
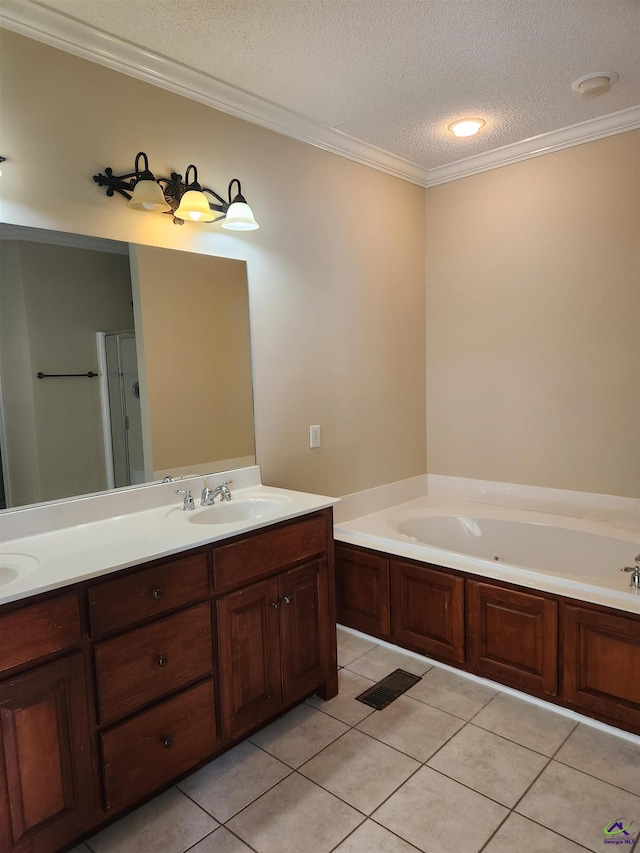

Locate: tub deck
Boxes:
[334,496,640,615]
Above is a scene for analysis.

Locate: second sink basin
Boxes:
[0,553,40,590]
[187,497,290,525]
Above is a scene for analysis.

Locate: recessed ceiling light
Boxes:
[448,118,486,138]
[571,72,619,97]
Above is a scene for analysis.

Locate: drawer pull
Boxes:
[162,736,173,749]
[272,601,280,609]
[283,595,293,604]
[151,588,164,600]
[157,654,168,667]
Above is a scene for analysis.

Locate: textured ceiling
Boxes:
[28,0,640,169]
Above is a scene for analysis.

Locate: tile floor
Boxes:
[73,628,640,853]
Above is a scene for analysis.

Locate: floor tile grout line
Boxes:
[352,710,465,765]
[463,718,570,759]
[325,813,369,853]
[475,809,513,853]
[466,688,501,724]
[506,812,602,852]
[178,761,294,828]
[306,697,376,727]
[509,716,595,814]
[301,725,418,773]
[368,815,438,853]
[423,762,525,812]
[552,751,640,799]
[466,715,578,757]
[179,823,261,853]
[329,813,427,853]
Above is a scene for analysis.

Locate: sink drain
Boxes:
[491,553,503,562]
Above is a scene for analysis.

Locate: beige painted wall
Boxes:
[0,30,427,498]
[426,131,640,498]
[131,246,254,473]
[0,240,133,504]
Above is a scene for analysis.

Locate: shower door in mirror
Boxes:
[101,332,145,489]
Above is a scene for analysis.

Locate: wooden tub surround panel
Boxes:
[335,541,640,735]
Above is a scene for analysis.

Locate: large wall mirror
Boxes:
[0,225,255,510]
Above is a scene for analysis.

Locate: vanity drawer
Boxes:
[0,594,81,674]
[101,678,216,812]
[95,603,213,724]
[214,514,328,591]
[88,552,209,636]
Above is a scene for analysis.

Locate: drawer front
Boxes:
[0,595,81,674]
[101,679,216,812]
[214,513,328,591]
[88,553,209,636]
[95,603,212,724]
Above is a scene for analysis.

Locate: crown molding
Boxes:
[2,0,638,189]
[426,106,640,186]
[0,0,430,187]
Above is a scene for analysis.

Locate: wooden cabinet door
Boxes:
[0,654,94,853]
[391,560,464,664]
[467,580,558,695]
[279,560,329,704]
[217,577,282,741]
[335,544,390,639]
[562,604,640,731]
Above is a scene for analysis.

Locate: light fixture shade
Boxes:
[128,177,170,212]
[222,201,259,231]
[448,118,486,137]
[174,189,216,222]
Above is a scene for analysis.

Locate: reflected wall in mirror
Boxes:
[0,226,255,509]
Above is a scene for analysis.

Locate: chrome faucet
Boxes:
[621,554,640,590]
[176,488,195,511]
[201,479,233,505]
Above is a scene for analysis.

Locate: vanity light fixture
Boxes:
[448,118,486,137]
[93,152,259,230]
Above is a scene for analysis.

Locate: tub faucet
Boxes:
[620,554,640,589]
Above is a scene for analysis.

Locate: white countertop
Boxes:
[0,479,337,605]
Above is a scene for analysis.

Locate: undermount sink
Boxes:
[188,497,289,525]
[0,553,40,588]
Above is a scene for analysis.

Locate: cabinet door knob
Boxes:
[157,654,168,667]
[151,588,164,600]
[162,736,173,749]
[272,601,280,609]
[283,595,293,604]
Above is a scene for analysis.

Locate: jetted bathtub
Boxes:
[334,497,640,613]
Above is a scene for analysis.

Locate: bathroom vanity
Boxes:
[0,480,337,853]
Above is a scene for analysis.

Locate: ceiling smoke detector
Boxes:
[571,72,619,97]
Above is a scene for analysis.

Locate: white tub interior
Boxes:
[334,494,640,613]
[398,515,638,578]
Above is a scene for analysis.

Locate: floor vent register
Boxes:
[355,668,422,710]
